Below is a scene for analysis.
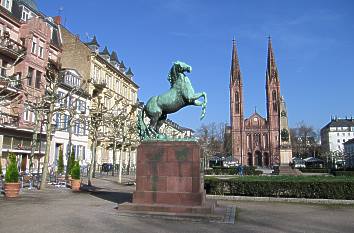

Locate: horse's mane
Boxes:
[167,63,180,88]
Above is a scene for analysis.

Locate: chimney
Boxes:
[54,16,62,25]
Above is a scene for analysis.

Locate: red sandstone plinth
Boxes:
[119,141,218,218]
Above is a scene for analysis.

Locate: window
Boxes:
[27,67,34,86]
[82,146,86,160]
[272,90,277,101]
[21,6,32,21]
[31,37,37,54]
[337,139,340,143]
[1,61,8,76]
[343,139,345,142]
[1,0,11,10]
[23,104,30,121]
[55,113,60,129]
[116,80,120,94]
[235,91,239,114]
[337,133,340,136]
[35,70,41,89]
[38,41,44,58]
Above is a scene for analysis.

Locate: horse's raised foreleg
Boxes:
[189,92,207,120]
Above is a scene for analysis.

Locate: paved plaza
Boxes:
[1,176,354,233]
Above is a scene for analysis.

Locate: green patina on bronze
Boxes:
[138,61,207,141]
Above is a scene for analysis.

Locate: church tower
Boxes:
[265,37,281,164]
[230,39,244,164]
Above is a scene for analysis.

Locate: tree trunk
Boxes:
[29,110,39,174]
[39,108,54,190]
[112,141,116,176]
[65,118,73,180]
[127,147,131,175]
[118,146,123,183]
[88,130,97,186]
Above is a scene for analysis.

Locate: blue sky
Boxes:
[37,0,354,131]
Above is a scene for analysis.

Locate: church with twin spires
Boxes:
[229,38,292,167]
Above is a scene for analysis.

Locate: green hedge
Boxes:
[5,153,19,183]
[333,171,354,176]
[299,168,329,173]
[204,176,354,200]
[204,166,263,176]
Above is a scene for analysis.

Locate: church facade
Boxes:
[229,38,292,167]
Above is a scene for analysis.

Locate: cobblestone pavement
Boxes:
[1,176,354,233]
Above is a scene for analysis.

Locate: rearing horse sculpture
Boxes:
[138,61,207,139]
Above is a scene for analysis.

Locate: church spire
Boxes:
[230,38,242,84]
[266,36,279,83]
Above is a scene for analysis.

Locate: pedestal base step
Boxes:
[117,201,235,223]
[279,165,302,176]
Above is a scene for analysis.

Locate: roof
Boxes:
[119,60,126,70]
[85,35,99,47]
[100,46,110,56]
[110,51,119,62]
[16,0,38,11]
[322,118,354,129]
[125,67,134,76]
[344,138,354,145]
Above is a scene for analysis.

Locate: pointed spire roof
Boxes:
[100,46,110,56]
[119,60,126,71]
[110,51,119,62]
[230,38,242,84]
[266,36,279,83]
[125,67,134,77]
[86,35,100,47]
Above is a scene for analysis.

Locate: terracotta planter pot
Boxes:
[4,182,20,198]
[71,179,81,191]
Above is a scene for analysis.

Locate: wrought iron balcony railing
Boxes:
[0,32,26,60]
[0,112,19,127]
[0,73,22,94]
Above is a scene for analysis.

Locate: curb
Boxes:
[207,195,354,205]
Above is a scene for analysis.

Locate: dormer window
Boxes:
[1,0,11,11]
[21,6,31,21]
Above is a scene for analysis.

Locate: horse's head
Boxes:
[168,61,192,87]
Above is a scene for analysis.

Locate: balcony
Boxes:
[0,32,26,60]
[0,73,22,95]
[0,112,19,128]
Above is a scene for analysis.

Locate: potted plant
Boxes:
[70,161,81,191]
[4,153,20,198]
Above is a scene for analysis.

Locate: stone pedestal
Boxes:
[119,141,219,219]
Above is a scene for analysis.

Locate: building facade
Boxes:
[51,68,91,168]
[0,0,61,172]
[59,26,139,170]
[343,138,354,168]
[320,117,354,154]
[230,38,292,167]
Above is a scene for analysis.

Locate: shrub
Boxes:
[57,148,64,174]
[299,168,328,173]
[67,148,76,174]
[71,161,80,180]
[204,166,263,176]
[333,171,354,176]
[5,153,19,183]
[204,176,354,200]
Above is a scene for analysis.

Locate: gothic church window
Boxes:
[272,90,277,101]
[235,91,239,114]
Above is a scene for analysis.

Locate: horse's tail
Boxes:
[137,108,148,140]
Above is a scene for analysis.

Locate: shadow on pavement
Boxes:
[90,191,132,204]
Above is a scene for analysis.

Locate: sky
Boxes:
[36,0,354,131]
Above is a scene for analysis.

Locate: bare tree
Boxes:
[290,121,318,158]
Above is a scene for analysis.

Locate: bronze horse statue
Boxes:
[138,61,207,139]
